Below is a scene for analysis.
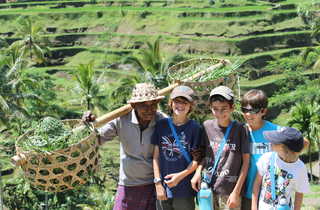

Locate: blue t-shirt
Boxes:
[244,121,280,199]
[151,118,202,198]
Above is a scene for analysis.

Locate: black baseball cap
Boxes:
[170,86,195,102]
[263,127,304,152]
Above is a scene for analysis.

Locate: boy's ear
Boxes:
[261,108,267,116]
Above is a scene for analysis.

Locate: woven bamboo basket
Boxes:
[167,58,238,120]
[12,119,99,192]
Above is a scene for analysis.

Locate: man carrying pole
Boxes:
[83,83,166,210]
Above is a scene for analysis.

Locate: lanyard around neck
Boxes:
[270,152,276,202]
[167,118,191,163]
[204,121,234,184]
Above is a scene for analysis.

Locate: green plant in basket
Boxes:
[18,117,90,153]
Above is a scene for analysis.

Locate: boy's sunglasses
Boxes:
[241,107,261,114]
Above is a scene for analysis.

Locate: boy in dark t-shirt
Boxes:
[152,86,203,210]
[191,86,250,210]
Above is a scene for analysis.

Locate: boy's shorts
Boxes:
[213,193,241,210]
[156,197,195,210]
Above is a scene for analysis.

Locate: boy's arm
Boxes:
[164,160,198,188]
[191,128,209,191]
[191,159,205,191]
[294,192,304,210]
[252,173,262,210]
[153,145,167,200]
[227,153,250,208]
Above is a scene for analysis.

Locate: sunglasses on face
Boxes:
[241,107,262,114]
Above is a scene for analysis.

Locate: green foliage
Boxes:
[10,16,50,64]
[288,101,320,182]
[109,37,170,111]
[269,79,320,110]
[17,117,90,152]
[288,102,320,140]
[73,61,108,112]
[124,36,169,88]
[297,1,320,35]
[2,170,113,210]
[266,55,305,74]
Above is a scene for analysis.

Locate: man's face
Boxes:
[132,100,160,122]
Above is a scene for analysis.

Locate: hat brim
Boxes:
[263,130,287,144]
[170,94,193,102]
[209,93,233,101]
[127,95,165,104]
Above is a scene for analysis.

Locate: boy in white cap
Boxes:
[192,86,250,210]
[252,127,310,210]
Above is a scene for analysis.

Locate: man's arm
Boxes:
[97,118,118,144]
[82,111,118,144]
[251,173,262,210]
[227,153,250,208]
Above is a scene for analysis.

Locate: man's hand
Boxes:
[82,111,96,123]
[155,183,167,201]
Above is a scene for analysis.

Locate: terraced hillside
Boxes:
[0,0,319,121]
[0,1,320,209]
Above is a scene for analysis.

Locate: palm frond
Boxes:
[0,94,10,111]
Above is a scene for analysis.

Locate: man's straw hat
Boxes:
[127,83,165,103]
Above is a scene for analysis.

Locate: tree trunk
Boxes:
[309,146,313,183]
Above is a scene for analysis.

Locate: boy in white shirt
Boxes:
[252,127,310,210]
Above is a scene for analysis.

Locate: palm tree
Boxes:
[10,17,50,64]
[124,36,169,89]
[0,54,29,129]
[0,48,52,131]
[73,61,108,112]
[288,102,320,182]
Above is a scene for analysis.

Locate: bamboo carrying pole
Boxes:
[90,59,229,129]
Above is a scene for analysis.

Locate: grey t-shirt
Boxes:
[98,110,166,186]
[203,119,249,195]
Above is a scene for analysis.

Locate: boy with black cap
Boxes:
[152,85,203,210]
[191,86,250,210]
[252,127,310,210]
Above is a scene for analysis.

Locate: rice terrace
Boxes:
[0,0,319,209]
